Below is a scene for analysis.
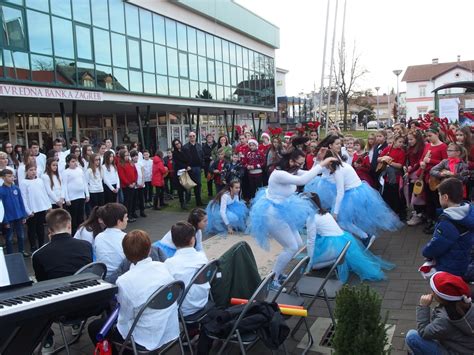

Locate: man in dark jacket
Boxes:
[183,131,204,206]
[202,134,217,197]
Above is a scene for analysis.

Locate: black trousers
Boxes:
[134,188,145,214]
[247,174,263,199]
[164,176,174,195]
[26,210,46,250]
[153,186,165,208]
[144,182,153,203]
[66,199,85,235]
[382,184,403,217]
[425,185,440,221]
[122,187,136,216]
[104,184,118,203]
[89,192,105,210]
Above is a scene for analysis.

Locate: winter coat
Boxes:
[151,156,167,187]
[416,304,474,354]
[422,203,474,277]
[116,162,137,188]
[0,184,27,222]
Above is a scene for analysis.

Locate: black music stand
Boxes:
[0,253,32,291]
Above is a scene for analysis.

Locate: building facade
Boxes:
[0,0,279,151]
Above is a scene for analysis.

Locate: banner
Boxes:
[439,98,460,122]
[0,83,103,101]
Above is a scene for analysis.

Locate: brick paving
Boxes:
[30,209,431,354]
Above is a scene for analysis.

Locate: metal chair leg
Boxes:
[58,323,70,355]
[302,318,314,355]
[179,312,194,355]
[323,289,336,326]
[235,330,246,355]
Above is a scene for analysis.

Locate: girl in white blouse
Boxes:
[102,150,120,203]
[41,157,64,208]
[20,163,51,250]
[86,153,104,209]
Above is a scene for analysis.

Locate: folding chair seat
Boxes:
[297,276,343,299]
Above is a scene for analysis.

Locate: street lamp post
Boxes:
[393,69,402,123]
[375,86,380,128]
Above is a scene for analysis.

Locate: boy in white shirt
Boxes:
[94,203,128,282]
[142,150,153,208]
[164,222,210,317]
[131,150,146,218]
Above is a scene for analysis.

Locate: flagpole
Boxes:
[325,0,339,134]
[318,0,331,134]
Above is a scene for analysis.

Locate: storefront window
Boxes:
[1,5,27,49]
[52,17,74,58]
[91,0,109,29]
[72,0,91,24]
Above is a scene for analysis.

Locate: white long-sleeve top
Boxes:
[219,192,240,226]
[103,165,120,191]
[266,164,323,202]
[164,247,210,316]
[306,212,344,265]
[142,159,153,182]
[41,173,64,204]
[86,168,104,193]
[62,167,89,202]
[332,162,362,215]
[159,229,204,253]
[135,162,145,187]
[94,227,126,274]
[19,178,51,215]
[34,153,47,175]
[74,226,94,246]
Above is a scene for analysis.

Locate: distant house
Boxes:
[402,57,474,119]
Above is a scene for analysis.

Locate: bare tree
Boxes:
[334,42,368,130]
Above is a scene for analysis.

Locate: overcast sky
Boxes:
[236,0,474,96]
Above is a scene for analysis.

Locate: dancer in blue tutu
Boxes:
[306,193,394,283]
[305,135,403,249]
[154,208,207,257]
[248,147,337,290]
[206,180,248,235]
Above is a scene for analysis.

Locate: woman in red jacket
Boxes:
[151,150,168,210]
[116,149,137,222]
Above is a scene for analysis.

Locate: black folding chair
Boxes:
[207,272,275,355]
[112,280,186,355]
[178,259,219,355]
[266,256,313,354]
[52,262,108,355]
[291,241,351,338]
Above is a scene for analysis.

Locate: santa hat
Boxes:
[261,132,270,140]
[248,139,258,146]
[430,271,472,303]
[284,132,294,139]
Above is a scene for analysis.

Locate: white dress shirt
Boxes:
[103,165,120,191]
[19,178,51,215]
[116,258,179,350]
[62,167,89,202]
[41,174,64,205]
[159,230,203,253]
[94,227,126,274]
[86,168,104,193]
[34,153,47,175]
[142,159,153,183]
[74,226,94,246]
[135,162,145,187]
[164,248,210,316]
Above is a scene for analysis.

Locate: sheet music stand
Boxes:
[0,252,32,291]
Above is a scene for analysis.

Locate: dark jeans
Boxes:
[247,174,263,199]
[66,199,85,235]
[190,167,203,205]
[425,185,440,221]
[104,184,118,203]
[144,182,153,203]
[382,183,403,217]
[134,188,145,214]
[3,219,25,253]
[153,186,165,208]
[89,192,105,210]
[26,210,46,250]
[122,187,136,216]
[164,176,174,195]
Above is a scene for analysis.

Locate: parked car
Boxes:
[367,121,379,129]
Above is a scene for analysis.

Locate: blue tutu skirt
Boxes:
[248,188,314,250]
[153,241,177,258]
[338,182,403,237]
[311,231,395,283]
[304,176,336,210]
[206,200,249,234]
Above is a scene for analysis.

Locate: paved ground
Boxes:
[28,207,430,354]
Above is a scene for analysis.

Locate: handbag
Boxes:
[179,170,197,190]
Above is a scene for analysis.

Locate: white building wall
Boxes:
[275,69,287,98]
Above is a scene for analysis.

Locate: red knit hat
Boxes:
[284,132,294,139]
[430,271,472,303]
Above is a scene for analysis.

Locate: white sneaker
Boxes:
[407,214,422,226]
[406,211,416,223]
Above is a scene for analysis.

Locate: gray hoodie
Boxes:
[417,304,474,354]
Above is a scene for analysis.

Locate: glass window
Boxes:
[208,84,216,101]
[157,75,168,95]
[141,41,154,73]
[72,0,91,24]
[108,0,125,33]
[143,72,156,94]
[96,65,112,89]
[27,10,52,55]
[93,28,111,65]
[111,33,127,67]
[214,37,222,61]
[155,44,167,75]
[243,48,249,68]
[180,79,189,97]
[188,54,198,80]
[153,14,165,45]
[113,67,128,90]
[167,48,178,77]
[199,82,207,97]
[127,38,141,69]
[216,85,223,101]
[50,0,71,17]
[52,17,74,58]
[198,56,206,82]
[222,40,229,63]
[77,61,94,88]
[236,45,243,67]
[139,8,153,41]
[169,77,179,96]
[197,31,205,56]
[178,52,188,78]
[75,25,92,60]
[31,54,54,83]
[91,0,109,29]
[229,43,236,65]
[215,61,223,84]
[230,65,237,86]
[25,0,48,12]
[129,70,142,92]
[165,18,177,48]
[3,50,29,80]
[249,51,256,70]
[55,58,74,86]
[206,34,214,59]
[3,0,22,5]
[1,5,27,49]
[125,3,139,38]
[207,59,215,82]
[190,80,199,98]
[176,23,187,51]
[187,27,196,54]
[223,63,230,86]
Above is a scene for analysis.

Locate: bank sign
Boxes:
[0,84,103,101]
